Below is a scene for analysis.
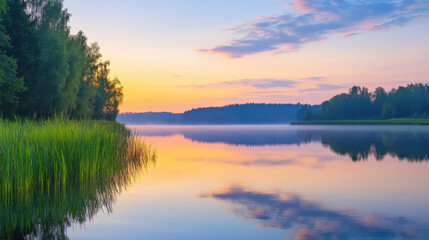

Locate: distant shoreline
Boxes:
[117,103,316,125]
[119,122,293,126]
[291,119,429,125]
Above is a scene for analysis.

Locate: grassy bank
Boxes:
[0,119,156,197]
[0,119,157,238]
[291,118,429,125]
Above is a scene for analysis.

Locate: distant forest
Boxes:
[0,0,122,120]
[120,83,429,125]
[118,103,320,124]
[300,83,429,121]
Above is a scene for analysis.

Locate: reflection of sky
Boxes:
[69,125,429,239]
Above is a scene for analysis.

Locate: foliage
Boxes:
[182,103,303,124]
[0,0,123,120]
[302,108,314,121]
[0,119,156,238]
[0,1,26,118]
[292,118,429,125]
[381,103,395,120]
[316,86,372,120]
[311,84,429,121]
[93,62,123,121]
[119,104,310,124]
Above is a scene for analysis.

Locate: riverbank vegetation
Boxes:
[298,83,429,122]
[292,118,429,125]
[0,0,122,120]
[0,119,156,197]
[0,120,156,239]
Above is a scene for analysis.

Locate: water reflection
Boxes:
[201,186,429,240]
[307,130,429,162]
[0,143,156,239]
[133,125,429,162]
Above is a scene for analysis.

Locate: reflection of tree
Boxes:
[136,126,429,162]
[0,140,156,240]
[302,129,429,162]
[183,128,302,146]
[183,127,429,162]
[316,131,384,161]
[202,186,429,240]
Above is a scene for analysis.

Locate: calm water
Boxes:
[39,126,429,238]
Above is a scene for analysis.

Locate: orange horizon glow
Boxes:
[64,0,429,113]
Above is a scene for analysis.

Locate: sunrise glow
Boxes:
[64,0,429,113]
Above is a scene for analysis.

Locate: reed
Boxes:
[0,119,156,199]
[0,119,156,239]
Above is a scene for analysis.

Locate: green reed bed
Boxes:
[0,119,156,199]
[0,119,156,239]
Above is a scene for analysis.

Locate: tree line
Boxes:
[0,0,122,120]
[182,103,303,124]
[300,83,429,121]
[117,103,307,124]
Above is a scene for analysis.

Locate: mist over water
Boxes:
[66,125,429,239]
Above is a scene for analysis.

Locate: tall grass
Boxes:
[0,119,156,239]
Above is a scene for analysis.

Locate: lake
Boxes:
[50,125,429,239]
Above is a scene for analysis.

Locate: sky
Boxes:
[63,0,429,113]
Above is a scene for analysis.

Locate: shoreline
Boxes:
[291,119,429,125]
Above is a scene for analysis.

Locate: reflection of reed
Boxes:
[202,186,429,240]
[0,121,156,239]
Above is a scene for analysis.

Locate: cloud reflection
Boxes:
[177,157,296,167]
[201,186,429,240]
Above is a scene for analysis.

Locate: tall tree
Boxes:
[32,0,70,117]
[1,0,123,120]
[0,0,26,117]
[3,0,41,116]
[93,61,123,121]
[71,40,100,119]
[372,87,387,116]
[59,32,86,115]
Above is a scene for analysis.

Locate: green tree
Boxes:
[297,104,311,121]
[59,33,86,115]
[316,86,372,120]
[0,1,26,117]
[31,0,70,117]
[0,0,123,120]
[93,61,123,121]
[70,37,100,119]
[381,103,395,120]
[303,109,314,121]
[3,0,41,116]
[372,87,387,117]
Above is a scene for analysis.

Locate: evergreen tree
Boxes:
[2,0,41,116]
[372,87,387,116]
[0,0,129,121]
[381,103,395,120]
[303,109,314,121]
[0,0,26,117]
